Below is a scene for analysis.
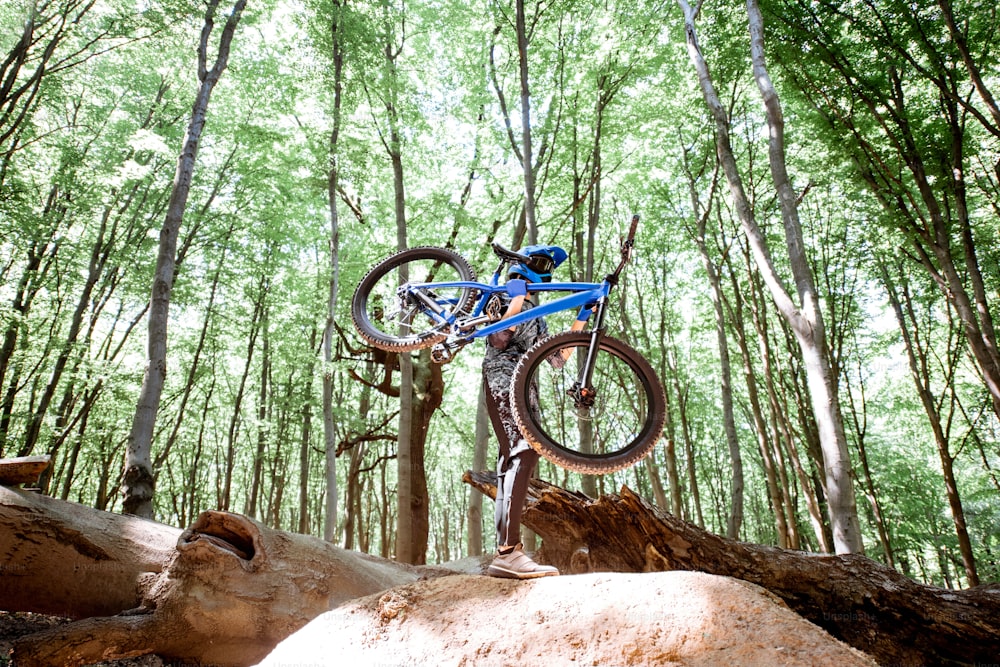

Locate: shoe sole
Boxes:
[486,565,560,579]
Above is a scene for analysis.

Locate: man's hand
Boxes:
[506,279,528,298]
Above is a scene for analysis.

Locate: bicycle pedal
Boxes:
[431,344,454,364]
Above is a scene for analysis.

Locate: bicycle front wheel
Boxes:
[510,331,666,474]
[351,246,476,352]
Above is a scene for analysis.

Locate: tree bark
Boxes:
[463,471,1000,667]
[1,484,447,666]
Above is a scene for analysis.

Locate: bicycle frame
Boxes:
[427,279,606,335]
[407,274,609,379]
[404,214,637,374]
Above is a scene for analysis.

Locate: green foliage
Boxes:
[0,0,997,586]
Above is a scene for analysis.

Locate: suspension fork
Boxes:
[569,213,638,407]
[572,296,609,407]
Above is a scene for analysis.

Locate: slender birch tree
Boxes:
[676,0,863,553]
[122,0,247,517]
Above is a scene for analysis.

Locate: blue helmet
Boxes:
[508,244,568,283]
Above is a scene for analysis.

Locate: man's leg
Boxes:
[483,380,558,579]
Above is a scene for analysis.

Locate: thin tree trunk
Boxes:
[677,0,862,553]
[298,327,318,535]
[21,200,114,459]
[682,147,742,538]
[343,442,364,550]
[467,385,489,556]
[321,0,346,543]
[724,264,787,546]
[123,0,246,517]
[154,235,228,477]
[851,392,895,566]
[222,273,267,512]
[665,341,702,526]
[0,0,99,160]
[0,194,63,456]
[515,0,537,243]
[881,261,979,586]
[657,283,683,517]
[246,309,269,519]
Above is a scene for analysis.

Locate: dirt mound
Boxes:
[257,570,877,666]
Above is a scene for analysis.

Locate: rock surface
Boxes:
[257,570,877,666]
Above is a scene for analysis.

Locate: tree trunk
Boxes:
[466,385,490,556]
[20,197,112,459]
[223,272,267,512]
[321,0,346,543]
[246,310,269,519]
[664,337,702,525]
[514,0,537,243]
[298,327,318,534]
[1,483,447,667]
[682,146,743,538]
[0,0,98,160]
[881,260,979,586]
[401,348,442,564]
[463,471,1000,667]
[123,0,247,518]
[726,273,789,547]
[677,0,862,553]
[0,197,62,456]
[656,294,684,517]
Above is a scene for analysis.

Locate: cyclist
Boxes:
[483,243,568,579]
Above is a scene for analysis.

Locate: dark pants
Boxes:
[483,379,540,548]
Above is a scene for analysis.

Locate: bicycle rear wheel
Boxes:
[351,246,476,352]
[510,331,666,474]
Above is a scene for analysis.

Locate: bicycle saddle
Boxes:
[491,242,531,264]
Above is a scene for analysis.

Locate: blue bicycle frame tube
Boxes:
[474,281,608,340]
[404,279,609,340]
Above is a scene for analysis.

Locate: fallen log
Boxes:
[462,471,1000,667]
[0,485,450,666]
[0,455,51,486]
[0,481,180,619]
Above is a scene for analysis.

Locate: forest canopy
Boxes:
[1,0,998,588]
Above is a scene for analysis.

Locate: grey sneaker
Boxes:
[487,544,560,579]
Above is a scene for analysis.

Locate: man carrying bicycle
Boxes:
[483,244,567,579]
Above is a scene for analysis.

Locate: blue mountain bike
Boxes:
[351,215,666,475]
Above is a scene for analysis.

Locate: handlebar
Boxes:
[492,213,639,283]
[608,214,639,281]
[625,214,639,248]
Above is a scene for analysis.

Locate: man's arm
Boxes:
[488,280,529,348]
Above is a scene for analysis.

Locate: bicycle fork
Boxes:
[568,296,610,409]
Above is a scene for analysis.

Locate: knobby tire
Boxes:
[510,331,666,474]
[351,246,476,352]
